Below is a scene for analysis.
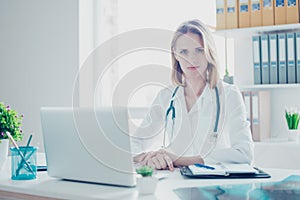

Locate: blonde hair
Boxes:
[171,19,220,89]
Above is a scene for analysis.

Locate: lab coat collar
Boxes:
[176,84,212,114]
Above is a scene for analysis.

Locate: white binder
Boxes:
[286,33,296,83]
[260,35,270,84]
[252,35,262,84]
[296,32,300,83]
[269,34,278,84]
[278,33,287,84]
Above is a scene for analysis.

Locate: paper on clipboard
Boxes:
[188,163,257,176]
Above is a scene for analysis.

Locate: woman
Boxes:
[132,19,253,171]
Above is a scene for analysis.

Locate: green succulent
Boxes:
[136,166,154,177]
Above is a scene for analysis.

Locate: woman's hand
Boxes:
[134,150,176,171]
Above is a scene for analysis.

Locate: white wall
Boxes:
[0,0,79,150]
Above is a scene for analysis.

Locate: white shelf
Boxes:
[238,84,300,91]
[214,23,300,38]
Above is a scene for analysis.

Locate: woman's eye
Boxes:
[196,48,204,53]
[179,50,187,54]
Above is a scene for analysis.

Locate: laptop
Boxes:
[40,107,136,187]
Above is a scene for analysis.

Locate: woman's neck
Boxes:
[184,77,206,98]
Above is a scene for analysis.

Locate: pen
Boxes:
[194,163,215,170]
[6,132,34,174]
[16,134,33,176]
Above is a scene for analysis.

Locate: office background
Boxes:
[0,0,226,150]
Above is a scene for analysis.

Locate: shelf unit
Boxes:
[214,24,300,140]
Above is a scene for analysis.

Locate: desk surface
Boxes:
[1,154,300,200]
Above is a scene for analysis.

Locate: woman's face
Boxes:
[174,32,208,80]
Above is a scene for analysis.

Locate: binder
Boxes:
[278,33,287,84]
[216,0,227,30]
[296,32,300,83]
[252,91,271,141]
[250,0,262,27]
[286,33,296,83]
[241,91,253,133]
[226,0,239,29]
[260,35,270,84]
[286,0,299,24]
[262,0,275,26]
[269,34,279,84]
[252,35,262,84]
[239,0,251,28]
[274,0,286,25]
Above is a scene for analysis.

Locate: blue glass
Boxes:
[174,175,300,200]
[10,146,38,180]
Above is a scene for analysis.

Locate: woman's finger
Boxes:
[163,154,174,171]
[141,151,156,165]
[156,154,167,169]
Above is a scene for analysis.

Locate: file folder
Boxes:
[260,35,270,84]
[250,0,262,27]
[274,0,286,25]
[262,0,275,26]
[296,32,300,83]
[216,0,227,30]
[269,34,279,84]
[286,32,296,83]
[252,35,262,84]
[286,0,299,24]
[241,91,253,133]
[239,0,251,28]
[226,0,239,29]
[278,33,287,84]
[252,91,271,141]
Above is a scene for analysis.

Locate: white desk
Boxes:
[1,155,300,200]
[254,141,300,169]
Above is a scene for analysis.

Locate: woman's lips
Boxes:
[187,66,198,70]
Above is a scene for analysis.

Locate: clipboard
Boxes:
[180,166,271,179]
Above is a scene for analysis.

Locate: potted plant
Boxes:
[0,102,24,170]
[136,166,158,195]
[285,107,300,142]
[223,68,234,84]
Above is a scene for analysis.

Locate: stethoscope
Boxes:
[162,85,221,156]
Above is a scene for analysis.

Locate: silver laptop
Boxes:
[40,107,136,187]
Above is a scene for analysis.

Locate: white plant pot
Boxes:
[288,129,299,142]
[137,176,158,195]
[0,139,9,170]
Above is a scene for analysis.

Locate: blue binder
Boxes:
[269,34,279,84]
[296,32,300,83]
[286,33,296,83]
[278,33,287,84]
[260,34,270,84]
[252,35,262,84]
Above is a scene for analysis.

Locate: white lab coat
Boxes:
[131,81,254,164]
